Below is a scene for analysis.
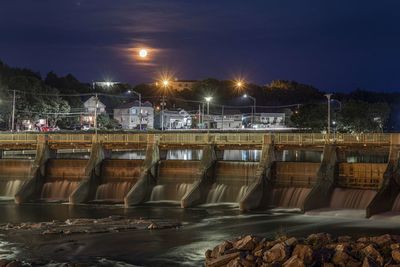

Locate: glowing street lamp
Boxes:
[234,79,246,92]
[204,96,212,115]
[243,93,256,126]
[159,79,170,131]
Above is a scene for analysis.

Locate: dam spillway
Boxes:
[1,132,400,217]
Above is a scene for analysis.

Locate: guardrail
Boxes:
[0,132,395,146]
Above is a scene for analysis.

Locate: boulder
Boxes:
[206,252,240,267]
[362,245,384,266]
[263,243,289,263]
[332,250,359,267]
[338,236,352,243]
[292,244,313,264]
[283,256,305,267]
[392,249,400,263]
[285,237,298,247]
[371,235,393,247]
[211,241,234,258]
[234,235,255,251]
[362,257,380,267]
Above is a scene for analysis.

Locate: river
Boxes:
[0,200,400,266]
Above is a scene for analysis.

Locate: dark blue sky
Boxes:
[1,0,399,92]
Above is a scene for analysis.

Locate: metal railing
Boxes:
[0,132,395,146]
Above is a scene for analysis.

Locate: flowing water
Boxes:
[149,160,200,202]
[270,187,312,208]
[95,159,143,202]
[0,159,33,198]
[206,162,258,203]
[41,180,80,201]
[41,159,88,201]
[329,188,377,209]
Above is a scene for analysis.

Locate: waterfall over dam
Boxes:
[207,161,258,203]
[268,161,320,209]
[95,159,143,202]
[0,159,33,198]
[149,160,200,202]
[41,159,88,201]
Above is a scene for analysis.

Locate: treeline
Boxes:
[0,59,397,132]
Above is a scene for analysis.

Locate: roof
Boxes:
[114,100,153,109]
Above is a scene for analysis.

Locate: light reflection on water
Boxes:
[0,201,400,266]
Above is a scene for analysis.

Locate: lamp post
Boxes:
[243,94,256,126]
[160,80,169,131]
[204,96,212,129]
[325,94,332,137]
[127,90,142,130]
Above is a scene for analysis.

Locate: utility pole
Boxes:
[325,94,332,137]
[161,95,166,131]
[94,93,98,136]
[11,90,15,132]
[221,105,224,130]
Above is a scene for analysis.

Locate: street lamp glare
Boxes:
[162,80,169,87]
[205,96,212,102]
[243,94,248,98]
[139,48,148,58]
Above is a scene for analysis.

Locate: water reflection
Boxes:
[167,149,203,160]
[223,150,261,161]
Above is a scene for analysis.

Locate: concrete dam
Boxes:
[1,132,399,218]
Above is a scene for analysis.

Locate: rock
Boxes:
[283,256,305,267]
[332,250,359,267]
[147,223,158,230]
[0,260,10,267]
[391,244,400,250]
[362,244,384,266]
[313,247,335,264]
[5,261,23,267]
[285,237,297,247]
[263,243,288,263]
[292,244,313,264]
[358,237,370,243]
[362,257,380,267]
[205,249,212,259]
[323,264,335,267]
[234,235,255,251]
[371,235,393,246]
[211,241,233,258]
[307,233,332,247]
[338,236,352,243]
[206,252,240,267]
[226,258,242,267]
[392,249,400,263]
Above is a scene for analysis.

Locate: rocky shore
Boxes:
[205,233,400,267]
[0,215,181,236]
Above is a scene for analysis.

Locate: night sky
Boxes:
[1,0,399,92]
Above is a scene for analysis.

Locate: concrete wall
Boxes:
[69,143,104,204]
[181,145,216,208]
[367,145,400,217]
[240,143,275,211]
[14,142,55,204]
[124,143,159,206]
[303,145,337,211]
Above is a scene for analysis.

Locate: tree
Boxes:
[290,104,327,131]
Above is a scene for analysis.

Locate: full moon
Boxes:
[139,49,148,58]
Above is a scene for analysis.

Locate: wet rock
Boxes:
[263,243,288,263]
[292,244,313,264]
[147,223,158,229]
[234,235,255,251]
[371,235,393,247]
[338,236,352,243]
[211,241,233,258]
[285,237,297,247]
[362,257,380,267]
[392,249,400,263]
[205,249,213,259]
[283,255,305,267]
[332,250,359,267]
[0,259,10,267]
[206,252,240,267]
[362,244,384,266]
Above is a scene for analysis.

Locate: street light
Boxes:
[234,79,245,92]
[204,96,212,130]
[127,90,142,130]
[243,93,256,126]
[159,79,170,131]
[325,94,332,137]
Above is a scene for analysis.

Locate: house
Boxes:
[81,96,106,125]
[203,110,243,129]
[155,108,192,129]
[259,113,286,127]
[113,101,154,129]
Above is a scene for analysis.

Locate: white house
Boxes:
[113,101,154,129]
[157,109,192,129]
[81,96,106,125]
[259,113,286,127]
[204,113,243,129]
